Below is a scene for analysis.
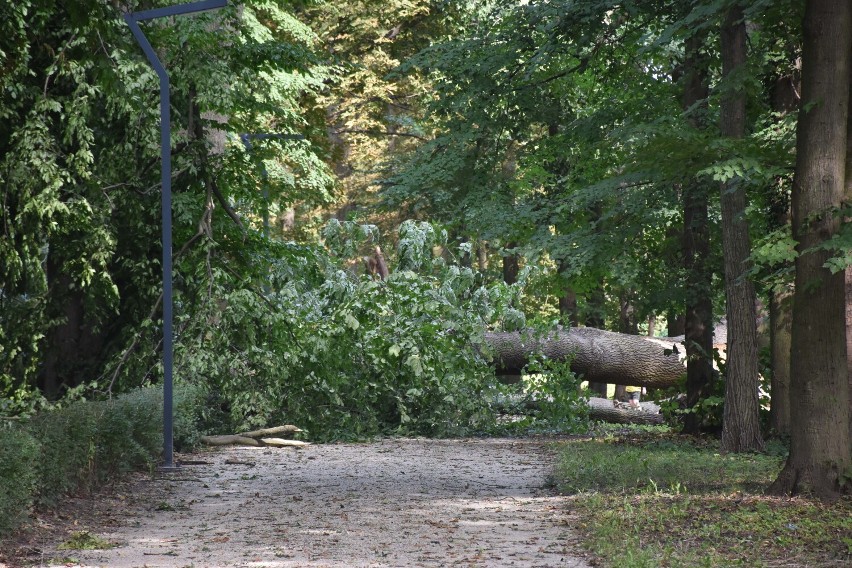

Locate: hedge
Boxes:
[0,383,209,536]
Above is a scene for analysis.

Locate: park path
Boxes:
[25,437,592,567]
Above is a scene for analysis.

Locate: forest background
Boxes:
[1,0,850,498]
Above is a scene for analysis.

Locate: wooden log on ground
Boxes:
[486,327,684,389]
[238,425,302,438]
[201,435,261,447]
[260,438,309,448]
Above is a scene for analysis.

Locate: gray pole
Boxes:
[124,0,227,471]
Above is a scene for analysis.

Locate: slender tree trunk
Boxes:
[648,314,657,337]
[770,0,851,498]
[719,5,764,453]
[767,62,800,439]
[846,67,852,447]
[846,266,852,444]
[477,242,488,272]
[769,289,793,436]
[681,33,716,434]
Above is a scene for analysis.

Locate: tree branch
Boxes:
[333,128,428,141]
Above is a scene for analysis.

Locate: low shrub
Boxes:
[0,425,40,534]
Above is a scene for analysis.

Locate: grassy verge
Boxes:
[554,427,852,567]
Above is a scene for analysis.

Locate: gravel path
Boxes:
[15,437,592,567]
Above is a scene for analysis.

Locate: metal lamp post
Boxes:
[124,0,227,471]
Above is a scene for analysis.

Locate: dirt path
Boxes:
[13,437,592,567]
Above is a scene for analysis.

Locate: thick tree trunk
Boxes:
[719,5,764,453]
[486,328,685,388]
[770,0,851,498]
[681,32,716,434]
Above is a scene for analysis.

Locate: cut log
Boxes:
[485,327,685,389]
[200,432,309,448]
[201,435,261,447]
[238,425,302,438]
[260,438,309,448]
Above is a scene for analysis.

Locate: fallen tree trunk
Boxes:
[485,327,684,389]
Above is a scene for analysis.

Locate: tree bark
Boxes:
[845,63,852,454]
[486,328,685,388]
[770,0,852,498]
[719,4,764,453]
[477,242,488,272]
[681,32,716,434]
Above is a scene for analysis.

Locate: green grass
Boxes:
[554,430,852,567]
[57,530,113,550]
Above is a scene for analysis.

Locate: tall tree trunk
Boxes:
[770,0,851,498]
[648,314,657,337]
[477,242,488,272]
[719,5,764,453]
[681,33,716,434]
[846,266,852,444]
[767,61,800,439]
[846,66,852,447]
